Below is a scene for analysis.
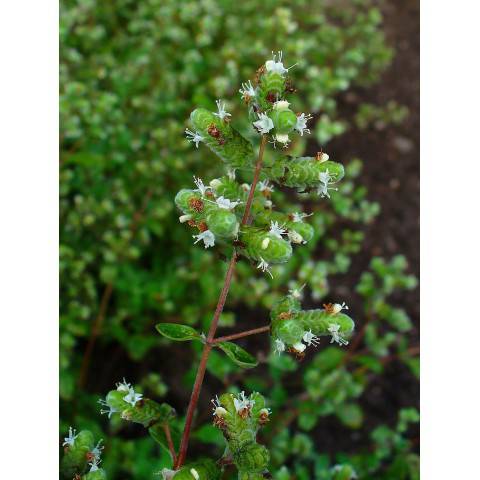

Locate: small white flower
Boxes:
[273,100,290,110]
[213,99,231,120]
[264,199,273,208]
[91,440,104,461]
[257,257,273,278]
[265,51,297,76]
[288,283,306,299]
[193,230,215,248]
[98,399,118,418]
[258,180,274,194]
[116,378,132,392]
[328,323,349,346]
[233,391,255,413]
[331,302,349,314]
[261,237,271,249]
[292,341,306,353]
[303,330,320,346]
[253,113,274,134]
[275,133,290,145]
[123,387,143,407]
[239,80,256,100]
[160,468,176,480]
[294,113,312,136]
[291,212,312,223]
[190,468,200,480]
[88,457,101,472]
[216,196,241,210]
[62,427,78,447]
[185,128,204,148]
[274,338,286,355]
[317,169,338,198]
[317,152,329,162]
[193,176,211,196]
[241,183,250,192]
[179,214,192,223]
[269,220,287,239]
[288,230,304,244]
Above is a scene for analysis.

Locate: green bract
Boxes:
[170,460,221,480]
[270,294,355,355]
[190,108,255,168]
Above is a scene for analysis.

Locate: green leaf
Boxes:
[336,403,364,429]
[155,323,201,341]
[214,341,258,368]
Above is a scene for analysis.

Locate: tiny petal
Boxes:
[213,99,231,120]
[253,113,274,134]
[193,230,215,248]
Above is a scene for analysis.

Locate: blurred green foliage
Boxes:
[60,0,418,478]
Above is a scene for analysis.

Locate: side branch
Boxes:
[174,135,268,469]
[212,325,270,344]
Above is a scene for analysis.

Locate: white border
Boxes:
[421,0,480,477]
[0,0,59,475]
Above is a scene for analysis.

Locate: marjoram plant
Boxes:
[61,52,414,480]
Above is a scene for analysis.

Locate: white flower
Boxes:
[292,341,306,353]
[185,128,204,148]
[91,440,104,461]
[88,457,101,472]
[190,468,200,480]
[233,391,255,413]
[63,427,78,447]
[269,220,287,239]
[294,113,312,136]
[179,214,192,223]
[259,407,272,416]
[253,113,274,134]
[328,323,349,346]
[211,395,227,417]
[317,169,338,198]
[303,330,320,346]
[160,468,176,480]
[331,302,349,314]
[116,378,132,392]
[274,338,286,355]
[123,387,143,407]
[257,257,273,278]
[287,230,304,244]
[265,51,297,76]
[193,230,215,248]
[273,100,290,110]
[239,80,256,100]
[275,133,290,145]
[193,176,211,195]
[288,283,306,299]
[291,212,312,223]
[264,199,273,208]
[213,99,231,120]
[317,152,329,162]
[98,399,118,418]
[258,180,274,194]
[216,196,241,210]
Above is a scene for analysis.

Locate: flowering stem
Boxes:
[174,135,268,469]
[212,325,270,344]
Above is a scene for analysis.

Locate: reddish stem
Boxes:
[212,325,270,344]
[174,135,268,469]
[163,423,177,465]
